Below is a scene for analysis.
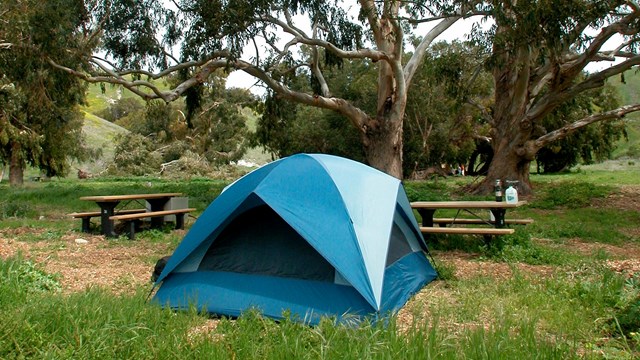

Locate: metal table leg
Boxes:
[96,201,118,237]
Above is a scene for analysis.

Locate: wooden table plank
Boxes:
[411,200,527,209]
[419,226,515,235]
[80,193,183,202]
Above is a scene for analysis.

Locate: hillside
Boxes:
[79,83,271,174]
[78,111,128,174]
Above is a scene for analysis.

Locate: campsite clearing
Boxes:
[1,174,639,358]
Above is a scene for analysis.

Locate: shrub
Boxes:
[609,275,640,345]
[110,133,163,176]
[96,97,144,123]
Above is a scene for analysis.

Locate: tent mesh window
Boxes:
[386,221,413,266]
[198,205,336,282]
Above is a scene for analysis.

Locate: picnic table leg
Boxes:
[490,209,507,228]
[81,218,92,233]
[175,213,185,230]
[124,221,135,240]
[97,201,118,237]
[417,209,436,228]
[146,198,170,229]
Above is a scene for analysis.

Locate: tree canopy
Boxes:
[0,0,96,186]
[50,0,488,178]
[41,0,640,193]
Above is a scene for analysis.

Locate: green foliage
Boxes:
[536,83,625,173]
[192,101,249,165]
[533,182,612,209]
[483,231,571,266]
[612,279,640,347]
[0,200,31,219]
[0,169,639,357]
[110,133,163,176]
[0,256,61,299]
[404,41,491,176]
[0,0,97,183]
[403,181,450,202]
[627,143,640,158]
[96,97,145,123]
[431,259,457,281]
[253,62,368,162]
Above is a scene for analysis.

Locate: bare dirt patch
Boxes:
[0,228,172,294]
[433,250,556,280]
[592,185,640,212]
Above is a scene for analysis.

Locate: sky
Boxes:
[225,16,484,95]
[224,14,623,96]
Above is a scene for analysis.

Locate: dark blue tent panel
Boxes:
[153,154,437,324]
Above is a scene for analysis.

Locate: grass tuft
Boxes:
[533,181,612,209]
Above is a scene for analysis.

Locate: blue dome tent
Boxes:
[152,154,437,324]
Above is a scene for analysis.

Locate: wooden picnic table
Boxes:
[78,193,183,237]
[411,200,528,229]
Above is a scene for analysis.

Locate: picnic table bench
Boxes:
[411,200,530,241]
[432,217,534,227]
[68,209,147,233]
[73,193,195,238]
[110,207,196,239]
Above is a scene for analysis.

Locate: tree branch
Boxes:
[311,21,331,97]
[526,55,640,124]
[48,57,229,102]
[404,16,461,87]
[261,14,390,62]
[531,103,640,151]
[234,60,370,131]
[559,11,640,78]
[359,0,383,44]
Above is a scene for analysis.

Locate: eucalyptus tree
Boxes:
[49,0,487,178]
[0,0,95,186]
[470,0,640,194]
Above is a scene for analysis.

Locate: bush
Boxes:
[160,150,215,178]
[609,275,640,345]
[96,97,144,123]
[627,144,640,158]
[110,133,163,176]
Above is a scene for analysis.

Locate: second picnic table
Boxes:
[411,200,529,238]
[411,200,528,228]
[78,193,184,237]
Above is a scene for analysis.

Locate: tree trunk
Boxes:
[472,117,536,196]
[9,141,24,187]
[482,139,533,196]
[470,37,537,196]
[362,117,403,179]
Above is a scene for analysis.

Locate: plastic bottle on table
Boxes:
[505,183,518,204]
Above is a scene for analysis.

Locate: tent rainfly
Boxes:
[152,153,437,324]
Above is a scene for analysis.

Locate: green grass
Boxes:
[0,169,639,358]
[0,276,585,359]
